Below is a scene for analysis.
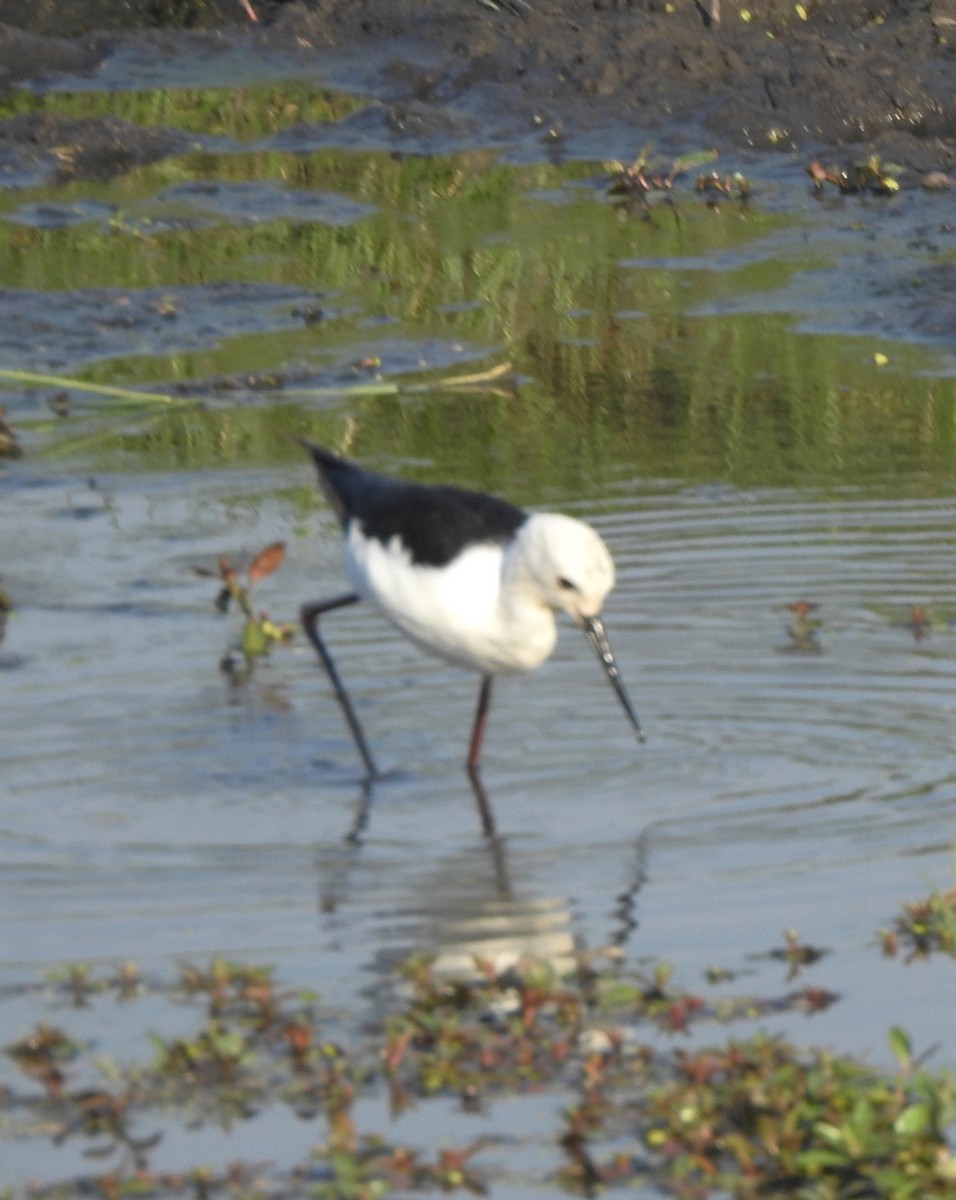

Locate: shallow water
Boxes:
[2,44,956,1195]
[5,464,956,1187]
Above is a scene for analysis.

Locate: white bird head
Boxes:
[517,512,616,622]
[510,512,644,742]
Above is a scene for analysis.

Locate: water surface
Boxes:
[2,55,956,1196]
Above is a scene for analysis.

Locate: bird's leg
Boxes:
[466,674,494,773]
[466,675,497,838]
[301,593,379,779]
[462,676,497,837]
[466,765,497,838]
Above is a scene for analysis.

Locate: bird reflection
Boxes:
[315,774,650,994]
[369,834,578,986]
[340,767,499,846]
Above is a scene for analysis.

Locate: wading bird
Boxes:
[300,441,643,777]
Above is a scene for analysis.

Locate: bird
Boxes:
[299,440,643,778]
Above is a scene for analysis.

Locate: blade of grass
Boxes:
[0,368,179,407]
[277,361,514,400]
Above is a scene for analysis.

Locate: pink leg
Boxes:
[467,675,494,772]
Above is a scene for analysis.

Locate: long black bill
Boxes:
[582,615,645,743]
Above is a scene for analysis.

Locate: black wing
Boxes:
[303,441,527,568]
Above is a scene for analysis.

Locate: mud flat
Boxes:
[0,0,953,172]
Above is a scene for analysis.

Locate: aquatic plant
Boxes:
[192,541,294,674]
[3,938,953,1199]
[883,883,956,960]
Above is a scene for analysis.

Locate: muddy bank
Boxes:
[0,1,953,174]
[274,0,956,170]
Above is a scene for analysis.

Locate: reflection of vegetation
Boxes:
[90,338,956,504]
[0,82,365,139]
[1,85,954,496]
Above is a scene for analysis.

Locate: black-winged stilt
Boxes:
[300,441,643,778]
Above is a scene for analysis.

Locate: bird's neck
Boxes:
[497,535,558,669]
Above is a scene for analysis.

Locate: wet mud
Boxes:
[1,1,953,176]
[0,3,953,351]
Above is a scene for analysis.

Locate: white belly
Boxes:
[345,527,557,674]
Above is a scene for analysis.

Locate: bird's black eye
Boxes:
[557,576,577,591]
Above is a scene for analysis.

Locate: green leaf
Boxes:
[849,1096,874,1137]
[596,981,643,1008]
[889,1026,912,1068]
[893,1102,932,1136]
[92,1054,123,1081]
[813,1121,846,1147]
[797,1148,853,1171]
[242,619,269,659]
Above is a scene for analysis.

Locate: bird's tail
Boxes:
[298,439,350,523]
